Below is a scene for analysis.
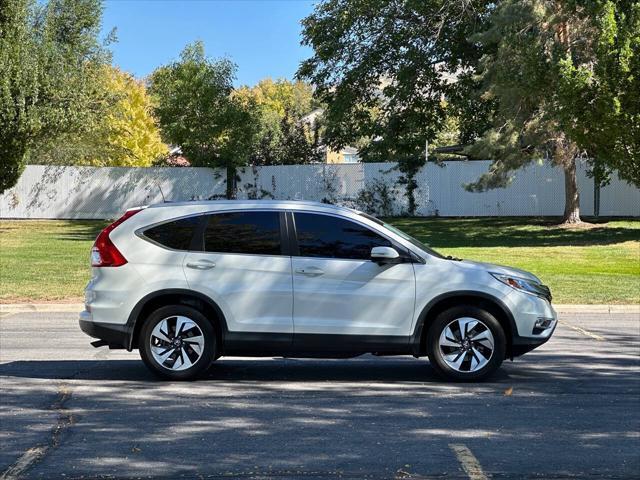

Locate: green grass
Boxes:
[0,220,107,303]
[0,217,638,304]
[388,217,640,304]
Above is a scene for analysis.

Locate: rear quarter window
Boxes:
[143,216,200,250]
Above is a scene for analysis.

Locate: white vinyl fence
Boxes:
[1,161,638,219]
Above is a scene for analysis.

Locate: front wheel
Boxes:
[426,306,506,381]
[139,305,216,380]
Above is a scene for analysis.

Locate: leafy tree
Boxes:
[236,78,317,120]
[557,1,640,187]
[279,110,322,165]
[248,111,284,166]
[235,78,320,165]
[298,0,488,162]
[300,0,639,223]
[149,41,259,198]
[0,0,112,193]
[36,66,168,166]
[299,0,488,214]
[101,67,168,166]
[466,0,640,223]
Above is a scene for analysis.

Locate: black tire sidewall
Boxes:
[427,306,506,382]
[139,305,216,380]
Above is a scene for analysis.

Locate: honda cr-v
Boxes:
[80,201,556,381]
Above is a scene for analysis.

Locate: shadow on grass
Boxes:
[55,220,109,242]
[388,216,640,248]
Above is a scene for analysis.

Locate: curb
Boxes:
[553,304,640,314]
[1,303,639,315]
[0,303,84,314]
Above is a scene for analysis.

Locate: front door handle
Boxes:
[295,266,324,277]
[186,260,216,270]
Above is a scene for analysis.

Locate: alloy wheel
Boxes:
[150,316,205,371]
[438,317,495,373]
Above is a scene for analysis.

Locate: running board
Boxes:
[90,340,108,348]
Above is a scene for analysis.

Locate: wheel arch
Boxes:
[126,289,227,351]
[411,291,516,359]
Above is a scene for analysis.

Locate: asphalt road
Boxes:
[0,310,638,479]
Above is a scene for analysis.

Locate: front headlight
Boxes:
[490,272,551,301]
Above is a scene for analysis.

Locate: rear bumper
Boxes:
[79,311,128,349]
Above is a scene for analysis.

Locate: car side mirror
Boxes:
[370,246,401,264]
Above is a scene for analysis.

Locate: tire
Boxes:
[426,306,506,382]
[139,305,216,380]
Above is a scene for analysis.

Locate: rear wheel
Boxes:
[427,306,506,381]
[139,305,216,380]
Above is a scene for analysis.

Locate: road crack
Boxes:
[0,383,75,480]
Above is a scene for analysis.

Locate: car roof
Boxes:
[146,199,360,215]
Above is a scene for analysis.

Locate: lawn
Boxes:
[0,217,638,304]
[0,220,107,303]
[390,217,640,304]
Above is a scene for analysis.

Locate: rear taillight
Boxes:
[91,208,144,267]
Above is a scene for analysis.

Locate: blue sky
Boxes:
[102,0,316,86]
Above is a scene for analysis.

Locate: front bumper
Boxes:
[503,290,558,357]
[79,310,128,349]
[510,319,557,357]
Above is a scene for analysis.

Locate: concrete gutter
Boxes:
[553,304,639,314]
[1,303,639,315]
[1,303,85,314]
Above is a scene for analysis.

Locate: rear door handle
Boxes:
[186,260,216,270]
[295,266,324,277]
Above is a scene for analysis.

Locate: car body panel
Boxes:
[410,257,515,334]
[84,263,147,326]
[183,252,294,333]
[292,256,415,336]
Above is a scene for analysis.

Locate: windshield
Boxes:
[358,212,446,259]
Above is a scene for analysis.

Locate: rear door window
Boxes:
[202,211,282,255]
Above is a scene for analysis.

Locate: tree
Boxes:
[35,66,168,166]
[234,78,320,165]
[236,78,316,120]
[557,1,640,187]
[0,0,112,193]
[465,0,640,223]
[298,1,488,162]
[299,0,639,224]
[279,110,322,165]
[100,67,168,166]
[149,42,259,198]
[298,0,490,214]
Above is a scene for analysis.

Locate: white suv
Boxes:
[79,201,557,381]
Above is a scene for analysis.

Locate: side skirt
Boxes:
[222,332,414,358]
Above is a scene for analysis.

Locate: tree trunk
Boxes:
[226,164,236,199]
[562,157,581,224]
[554,14,581,224]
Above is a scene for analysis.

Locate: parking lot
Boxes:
[1,309,638,479]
